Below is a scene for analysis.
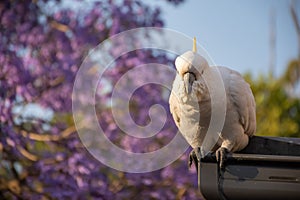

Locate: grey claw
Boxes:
[195,147,202,161]
[188,147,203,170]
[216,147,229,169]
[188,150,196,168]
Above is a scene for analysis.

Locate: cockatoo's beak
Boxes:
[183,72,195,94]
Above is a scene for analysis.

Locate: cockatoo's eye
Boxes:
[190,72,196,79]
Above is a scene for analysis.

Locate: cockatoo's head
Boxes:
[175,51,209,79]
[175,37,209,94]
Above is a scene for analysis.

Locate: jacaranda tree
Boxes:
[0,0,203,199]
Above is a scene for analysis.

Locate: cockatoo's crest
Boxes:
[175,37,209,80]
[193,37,197,53]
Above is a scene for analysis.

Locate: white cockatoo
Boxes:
[169,38,256,169]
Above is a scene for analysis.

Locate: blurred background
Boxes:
[0,0,299,199]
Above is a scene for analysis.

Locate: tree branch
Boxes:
[20,125,76,142]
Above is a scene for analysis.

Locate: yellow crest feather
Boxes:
[193,37,197,53]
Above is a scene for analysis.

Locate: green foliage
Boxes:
[244,60,300,137]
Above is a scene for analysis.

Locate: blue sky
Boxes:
[149,0,300,77]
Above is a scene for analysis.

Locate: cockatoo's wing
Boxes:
[169,74,185,128]
[169,90,180,128]
[227,69,256,136]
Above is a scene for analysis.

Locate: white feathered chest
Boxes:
[170,72,211,148]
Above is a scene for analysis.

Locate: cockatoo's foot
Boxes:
[188,149,196,168]
[188,147,204,170]
[216,147,229,169]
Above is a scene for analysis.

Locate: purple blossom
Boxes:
[0,0,204,199]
